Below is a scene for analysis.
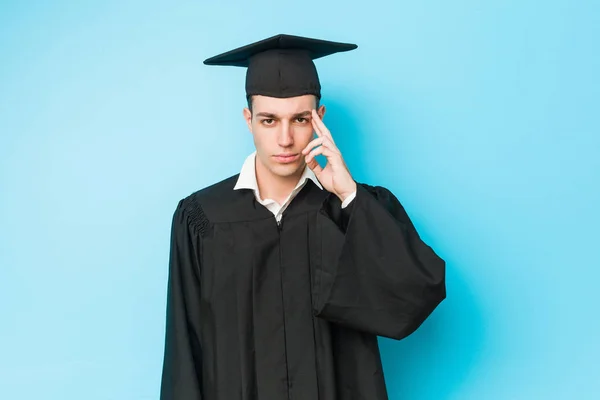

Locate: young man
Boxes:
[160,34,446,400]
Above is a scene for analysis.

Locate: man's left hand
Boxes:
[302,109,357,203]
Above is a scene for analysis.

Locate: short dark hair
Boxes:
[247,95,320,113]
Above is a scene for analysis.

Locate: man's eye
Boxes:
[296,117,308,123]
[262,119,274,125]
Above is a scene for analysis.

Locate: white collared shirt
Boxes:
[233,152,356,224]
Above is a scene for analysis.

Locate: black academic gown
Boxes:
[160,175,445,400]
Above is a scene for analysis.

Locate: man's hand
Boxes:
[302,109,357,203]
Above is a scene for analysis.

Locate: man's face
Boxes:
[243,94,325,180]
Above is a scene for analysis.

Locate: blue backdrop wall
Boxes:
[1,1,599,399]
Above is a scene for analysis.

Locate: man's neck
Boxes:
[255,160,303,205]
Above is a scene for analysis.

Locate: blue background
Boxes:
[1,1,599,399]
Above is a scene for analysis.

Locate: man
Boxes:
[160,34,445,400]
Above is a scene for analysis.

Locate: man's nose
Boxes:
[277,122,293,147]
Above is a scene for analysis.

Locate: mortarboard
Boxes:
[203,34,357,99]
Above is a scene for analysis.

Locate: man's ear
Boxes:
[317,104,326,119]
[243,107,253,133]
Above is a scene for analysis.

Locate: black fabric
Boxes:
[203,34,357,99]
[160,176,446,400]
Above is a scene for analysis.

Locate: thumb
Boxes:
[306,158,323,175]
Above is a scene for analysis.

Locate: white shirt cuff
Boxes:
[341,191,357,208]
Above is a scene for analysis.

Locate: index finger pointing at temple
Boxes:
[312,109,334,141]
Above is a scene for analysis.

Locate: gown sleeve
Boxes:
[160,200,204,399]
[313,183,446,340]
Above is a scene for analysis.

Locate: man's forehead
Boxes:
[252,95,317,114]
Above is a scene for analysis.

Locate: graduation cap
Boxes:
[203,34,357,99]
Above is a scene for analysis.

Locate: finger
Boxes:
[311,109,333,141]
[305,143,336,163]
[302,136,339,156]
[302,137,324,155]
[321,135,340,154]
[303,137,340,158]
[311,111,323,138]
[306,157,323,175]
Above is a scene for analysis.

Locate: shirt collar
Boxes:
[233,151,323,195]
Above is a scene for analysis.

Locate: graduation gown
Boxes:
[160,175,445,400]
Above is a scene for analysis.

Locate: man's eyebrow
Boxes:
[292,110,312,118]
[255,111,312,118]
[255,112,278,118]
